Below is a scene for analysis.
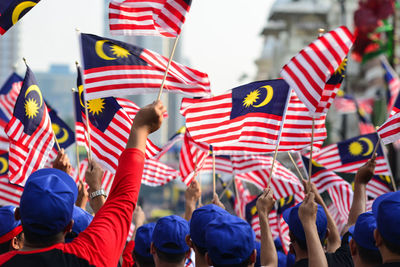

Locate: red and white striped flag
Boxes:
[154,126,185,160]
[200,155,233,175]
[192,90,327,155]
[280,26,354,117]
[0,177,23,206]
[0,74,22,120]
[5,67,55,186]
[378,93,400,145]
[179,131,209,186]
[75,159,115,195]
[142,158,179,186]
[327,202,347,234]
[80,33,211,100]
[234,179,252,218]
[109,0,192,37]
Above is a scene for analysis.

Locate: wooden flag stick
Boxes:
[372,136,381,158]
[233,177,243,219]
[307,118,315,187]
[156,34,181,101]
[53,135,61,151]
[219,178,234,200]
[212,151,216,196]
[193,152,202,206]
[287,152,305,181]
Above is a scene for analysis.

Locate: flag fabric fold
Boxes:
[5,66,54,185]
[281,26,354,117]
[109,0,192,37]
[80,33,211,100]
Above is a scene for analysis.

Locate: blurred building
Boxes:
[0,25,21,85]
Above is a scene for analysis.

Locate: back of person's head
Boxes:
[283,202,327,252]
[349,212,382,265]
[189,204,229,255]
[372,191,400,255]
[134,222,156,267]
[152,215,190,264]
[0,205,23,253]
[19,168,78,246]
[65,206,93,243]
[205,214,256,267]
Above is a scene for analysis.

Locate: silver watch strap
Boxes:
[89,189,107,199]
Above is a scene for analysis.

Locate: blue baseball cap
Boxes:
[152,215,189,254]
[348,212,378,251]
[205,215,255,265]
[20,168,78,235]
[65,206,93,243]
[0,205,22,244]
[372,191,400,246]
[282,202,327,242]
[254,241,261,267]
[135,222,156,258]
[190,204,229,249]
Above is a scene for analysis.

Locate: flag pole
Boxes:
[71,87,82,182]
[212,149,216,196]
[219,178,234,200]
[267,89,292,187]
[194,152,202,206]
[287,152,305,181]
[53,136,61,151]
[233,177,243,219]
[156,34,181,101]
[307,28,325,187]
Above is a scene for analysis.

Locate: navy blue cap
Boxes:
[190,204,229,248]
[348,212,378,251]
[71,206,93,235]
[20,168,78,235]
[254,241,261,267]
[282,202,327,242]
[0,205,22,243]
[205,215,255,265]
[152,215,189,254]
[135,222,156,258]
[372,191,400,246]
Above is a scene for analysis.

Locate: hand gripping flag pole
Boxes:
[156,34,181,101]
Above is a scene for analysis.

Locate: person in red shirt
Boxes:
[0,100,166,267]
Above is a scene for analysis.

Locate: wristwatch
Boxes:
[89,189,107,200]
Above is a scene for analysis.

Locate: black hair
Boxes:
[356,243,382,265]
[0,231,23,254]
[155,243,188,264]
[213,254,252,267]
[382,237,400,255]
[192,241,207,256]
[23,224,63,247]
[132,250,155,267]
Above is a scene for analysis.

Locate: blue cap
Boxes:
[135,222,156,258]
[348,212,378,251]
[274,238,283,250]
[254,241,261,267]
[0,206,22,243]
[282,202,327,242]
[277,251,287,267]
[190,204,229,248]
[372,191,400,246]
[72,206,93,235]
[205,215,255,265]
[20,168,78,235]
[152,215,189,254]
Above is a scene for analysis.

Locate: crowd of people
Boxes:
[0,100,399,267]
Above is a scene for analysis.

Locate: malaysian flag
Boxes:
[75,159,115,194]
[276,195,298,254]
[179,131,209,186]
[154,126,185,160]
[0,178,23,206]
[0,0,41,35]
[309,133,391,176]
[327,202,347,234]
[367,175,394,199]
[301,156,353,220]
[46,105,75,163]
[281,26,354,117]
[74,66,89,147]
[5,66,55,185]
[79,33,210,100]
[380,55,400,113]
[0,72,23,121]
[186,89,327,155]
[109,0,192,37]
[181,79,290,147]
[357,106,375,135]
[201,155,233,175]
[234,179,252,218]
[378,91,400,145]
[142,158,179,186]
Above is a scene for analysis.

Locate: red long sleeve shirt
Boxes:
[0,148,145,267]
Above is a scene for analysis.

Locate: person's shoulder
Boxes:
[0,250,18,265]
[293,258,309,267]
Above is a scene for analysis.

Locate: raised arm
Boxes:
[256,188,277,267]
[184,179,202,221]
[342,156,376,234]
[85,160,106,214]
[298,192,328,267]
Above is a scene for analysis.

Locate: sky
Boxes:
[16,0,274,95]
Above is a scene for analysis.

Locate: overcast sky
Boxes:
[17,0,274,95]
